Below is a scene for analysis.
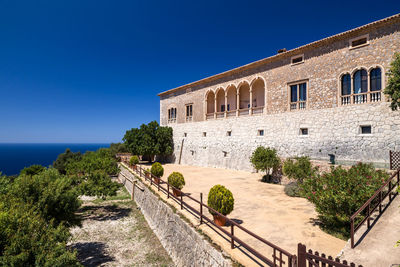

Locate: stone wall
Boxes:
[118,166,232,267]
[169,102,400,171]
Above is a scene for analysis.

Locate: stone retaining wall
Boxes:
[118,166,232,267]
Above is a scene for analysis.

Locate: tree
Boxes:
[384,52,400,110]
[283,156,317,184]
[53,149,82,175]
[20,165,46,176]
[123,121,173,162]
[109,142,128,156]
[250,146,281,182]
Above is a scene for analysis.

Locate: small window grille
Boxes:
[184,133,187,137]
[227,131,232,136]
[360,125,372,134]
[203,132,207,137]
[291,55,304,65]
[300,128,308,135]
[258,130,264,136]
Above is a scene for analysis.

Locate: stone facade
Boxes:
[159,15,400,170]
[118,166,232,267]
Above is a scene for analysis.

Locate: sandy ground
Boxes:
[68,189,173,267]
[154,163,346,265]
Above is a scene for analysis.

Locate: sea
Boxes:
[0,143,109,176]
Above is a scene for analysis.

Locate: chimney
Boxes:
[277,48,287,54]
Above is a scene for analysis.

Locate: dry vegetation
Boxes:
[68,187,174,267]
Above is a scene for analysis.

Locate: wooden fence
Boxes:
[123,161,296,267]
[297,244,362,267]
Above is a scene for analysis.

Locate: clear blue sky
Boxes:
[0,0,398,143]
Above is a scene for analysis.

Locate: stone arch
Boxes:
[215,87,225,112]
[206,90,215,114]
[226,84,237,111]
[250,77,265,107]
[238,81,250,109]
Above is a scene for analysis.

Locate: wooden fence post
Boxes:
[200,193,203,225]
[297,243,306,267]
[231,224,234,249]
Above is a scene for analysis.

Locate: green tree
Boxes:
[283,156,317,184]
[53,148,82,174]
[109,142,128,156]
[20,164,46,176]
[250,146,281,182]
[384,52,400,110]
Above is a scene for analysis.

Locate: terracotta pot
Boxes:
[145,173,150,179]
[132,165,137,170]
[212,214,227,227]
[154,177,161,184]
[172,188,182,197]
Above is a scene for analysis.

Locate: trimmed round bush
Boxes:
[130,155,139,165]
[207,185,234,216]
[167,172,185,190]
[151,162,164,178]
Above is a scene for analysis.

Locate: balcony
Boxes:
[340,91,381,106]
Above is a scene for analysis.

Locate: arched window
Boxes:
[341,74,351,95]
[370,68,382,91]
[353,69,367,94]
[206,91,215,114]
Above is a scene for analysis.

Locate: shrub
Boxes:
[20,165,46,176]
[130,155,139,165]
[79,171,122,200]
[167,172,185,190]
[283,156,317,184]
[207,185,234,216]
[302,162,389,238]
[384,52,400,111]
[250,146,281,182]
[151,162,164,178]
[284,182,301,197]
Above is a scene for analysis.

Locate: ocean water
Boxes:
[0,143,109,176]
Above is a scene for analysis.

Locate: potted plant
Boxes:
[129,155,139,170]
[168,172,185,197]
[144,168,151,179]
[151,162,164,184]
[207,185,234,226]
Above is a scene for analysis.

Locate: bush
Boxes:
[130,155,139,165]
[384,52,400,111]
[20,165,46,176]
[53,148,82,175]
[167,172,185,190]
[283,156,317,184]
[284,182,302,197]
[302,162,389,238]
[79,171,121,200]
[207,185,234,216]
[250,146,281,182]
[151,162,164,178]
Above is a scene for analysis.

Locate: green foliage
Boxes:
[284,182,302,197]
[7,168,81,227]
[0,173,15,195]
[250,146,281,180]
[0,200,81,267]
[109,142,128,156]
[66,148,119,176]
[123,121,173,161]
[167,172,185,190]
[384,52,400,110]
[130,155,139,165]
[283,156,317,184]
[79,171,121,200]
[20,165,46,176]
[53,148,82,175]
[302,163,389,237]
[150,162,164,178]
[207,185,234,216]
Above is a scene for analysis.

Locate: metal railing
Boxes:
[350,168,400,248]
[123,161,296,267]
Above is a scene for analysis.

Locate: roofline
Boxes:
[158,13,400,97]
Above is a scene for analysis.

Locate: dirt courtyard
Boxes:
[157,163,346,261]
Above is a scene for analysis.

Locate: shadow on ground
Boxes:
[79,205,131,221]
[70,242,114,266]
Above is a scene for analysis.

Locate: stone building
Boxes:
[158,14,400,171]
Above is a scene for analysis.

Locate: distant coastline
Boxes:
[0,143,109,176]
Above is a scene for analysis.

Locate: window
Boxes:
[203,132,207,137]
[184,133,187,137]
[340,67,382,105]
[227,131,232,136]
[360,125,372,134]
[300,128,308,135]
[289,82,307,110]
[168,107,177,123]
[185,104,193,122]
[227,104,230,111]
[258,130,264,136]
[350,35,369,49]
[221,104,225,112]
[291,54,304,65]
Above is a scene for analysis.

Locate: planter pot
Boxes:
[212,214,227,227]
[132,165,137,171]
[145,173,150,179]
[172,188,182,197]
[154,177,161,184]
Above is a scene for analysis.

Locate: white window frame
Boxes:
[185,103,193,122]
[349,34,369,50]
[291,54,304,66]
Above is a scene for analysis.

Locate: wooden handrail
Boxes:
[350,168,400,248]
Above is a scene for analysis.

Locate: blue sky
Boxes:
[0,0,398,143]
